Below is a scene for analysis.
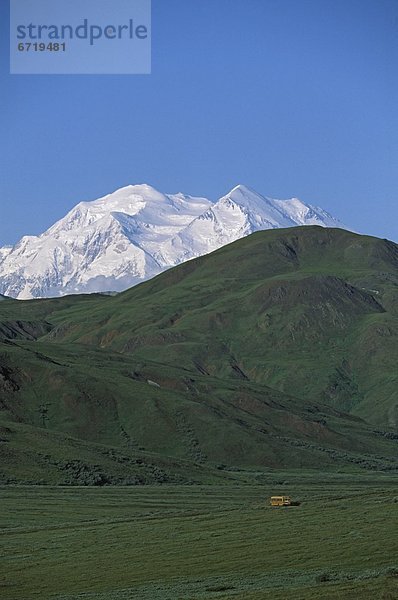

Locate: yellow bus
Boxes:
[270,495,292,507]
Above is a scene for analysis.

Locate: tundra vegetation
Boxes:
[0,227,397,598]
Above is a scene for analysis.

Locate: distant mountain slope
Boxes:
[0,184,346,299]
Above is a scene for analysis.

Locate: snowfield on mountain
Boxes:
[0,183,346,298]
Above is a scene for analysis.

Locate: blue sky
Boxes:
[1,0,397,245]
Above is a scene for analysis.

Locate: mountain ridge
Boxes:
[0,184,346,299]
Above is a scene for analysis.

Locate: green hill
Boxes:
[0,227,397,483]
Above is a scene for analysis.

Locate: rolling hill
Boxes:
[0,226,397,484]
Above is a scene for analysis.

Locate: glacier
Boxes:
[0,183,347,299]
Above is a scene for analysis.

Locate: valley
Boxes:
[1,476,397,599]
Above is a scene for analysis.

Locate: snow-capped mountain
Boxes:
[0,183,347,299]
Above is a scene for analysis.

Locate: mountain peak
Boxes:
[0,184,348,299]
[112,183,164,198]
[228,183,254,195]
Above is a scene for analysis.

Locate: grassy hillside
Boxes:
[0,227,397,482]
[44,226,398,425]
